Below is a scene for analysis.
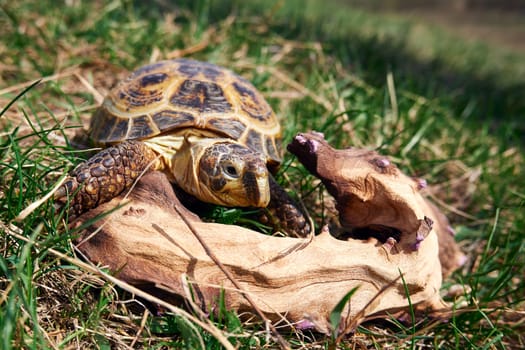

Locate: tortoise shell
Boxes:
[89,59,282,167]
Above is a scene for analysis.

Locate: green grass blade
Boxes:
[329,286,359,338]
[0,79,41,117]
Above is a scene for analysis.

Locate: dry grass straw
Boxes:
[3,2,522,347]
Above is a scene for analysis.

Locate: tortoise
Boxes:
[55,58,310,236]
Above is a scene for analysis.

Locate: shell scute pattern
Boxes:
[169,79,233,113]
[128,115,155,139]
[130,61,169,77]
[118,80,165,110]
[246,129,263,155]
[113,62,177,112]
[265,137,281,167]
[232,80,273,123]
[207,118,247,140]
[139,73,169,87]
[89,109,116,142]
[112,118,131,141]
[177,59,224,81]
[151,110,195,130]
[89,59,281,165]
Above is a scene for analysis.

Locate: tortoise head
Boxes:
[194,141,270,207]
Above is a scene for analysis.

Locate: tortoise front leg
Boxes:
[265,176,312,237]
[55,141,159,218]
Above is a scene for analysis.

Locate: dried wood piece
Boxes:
[287,131,465,276]
[75,171,446,334]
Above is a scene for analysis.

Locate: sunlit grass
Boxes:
[0,0,523,348]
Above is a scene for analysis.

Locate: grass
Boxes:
[1,0,524,348]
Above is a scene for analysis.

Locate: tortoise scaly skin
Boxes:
[54,141,159,215]
[56,59,310,236]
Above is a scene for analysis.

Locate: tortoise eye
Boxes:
[222,163,239,178]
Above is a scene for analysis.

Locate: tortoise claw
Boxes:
[54,177,77,202]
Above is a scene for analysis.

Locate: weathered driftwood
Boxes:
[75,167,447,335]
[288,132,465,277]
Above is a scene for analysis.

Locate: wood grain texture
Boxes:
[75,169,446,334]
